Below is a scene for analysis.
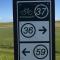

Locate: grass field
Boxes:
[0,21,60,60]
[0,22,14,60]
[55,21,60,60]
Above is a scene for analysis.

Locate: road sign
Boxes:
[13,0,55,60]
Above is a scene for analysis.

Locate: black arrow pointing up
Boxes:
[22,48,30,56]
[39,26,47,34]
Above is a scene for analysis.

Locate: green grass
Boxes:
[55,21,60,60]
[56,53,60,60]
[0,21,60,60]
[56,27,60,52]
[0,22,13,27]
[0,28,13,48]
[0,48,14,60]
[0,23,14,60]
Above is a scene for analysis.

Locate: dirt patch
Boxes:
[0,23,13,28]
[55,22,60,28]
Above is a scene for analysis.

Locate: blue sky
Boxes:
[55,0,60,21]
[0,0,13,22]
[0,0,60,22]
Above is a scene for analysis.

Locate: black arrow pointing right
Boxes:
[22,48,30,56]
[39,26,47,34]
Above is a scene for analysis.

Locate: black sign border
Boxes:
[13,0,55,60]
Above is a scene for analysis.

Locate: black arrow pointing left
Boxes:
[22,48,30,56]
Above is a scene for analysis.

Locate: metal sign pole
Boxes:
[13,0,55,60]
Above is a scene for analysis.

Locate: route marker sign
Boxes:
[13,0,55,60]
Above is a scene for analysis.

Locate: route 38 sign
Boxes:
[13,0,55,60]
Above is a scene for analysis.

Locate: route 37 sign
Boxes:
[13,0,55,60]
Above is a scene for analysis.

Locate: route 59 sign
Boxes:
[13,0,55,60]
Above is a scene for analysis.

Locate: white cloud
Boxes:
[0,17,2,20]
[0,16,13,22]
[9,16,13,20]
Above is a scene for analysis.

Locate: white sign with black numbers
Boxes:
[19,21,49,41]
[14,0,55,60]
